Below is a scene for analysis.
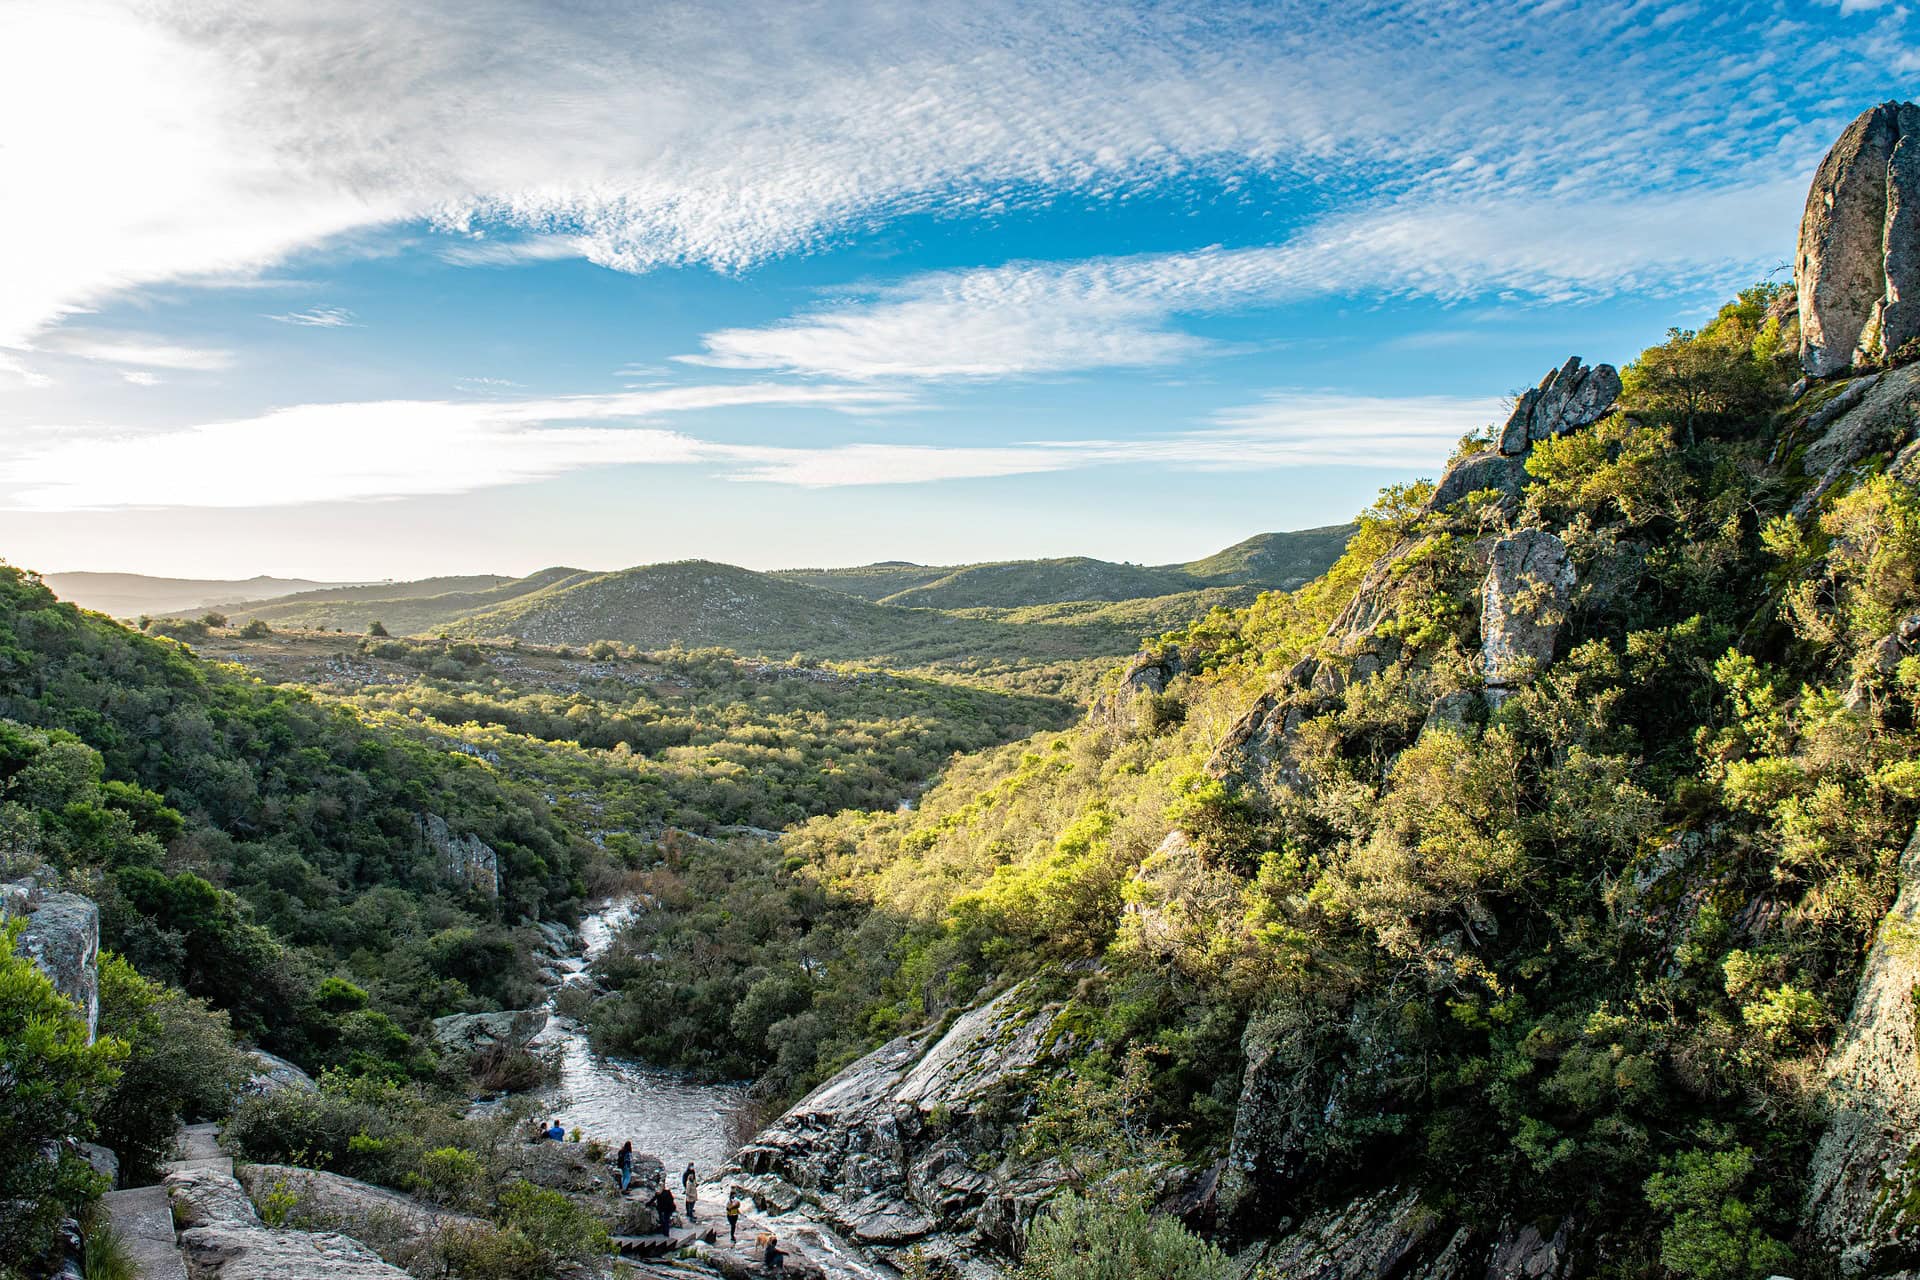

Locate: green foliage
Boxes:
[0,917,124,1273]
[1619,284,1796,438]
[1015,1194,1229,1280]
[95,953,251,1183]
[1643,1146,1794,1280]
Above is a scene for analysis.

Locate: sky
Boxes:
[0,0,1914,580]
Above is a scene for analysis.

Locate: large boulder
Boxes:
[429,1008,546,1055]
[1480,531,1575,698]
[1805,824,1920,1272]
[1496,358,1622,456]
[1798,101,1920,375]
[1792,364,1920,518]
[244,1049,318,1096]
[3,877,101,1042]
[1427,449,1530,513]
[1090,647,1187,730]
[233,1165,489,1271]
[168,1164,412,1280]
[731,982,1069,1260]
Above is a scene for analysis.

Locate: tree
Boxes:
[0,918,126,1272]
[368,620,391,637]
[201,611,229,628]
[240,619,271,638]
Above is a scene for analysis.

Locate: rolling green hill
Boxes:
[234,566,594,633]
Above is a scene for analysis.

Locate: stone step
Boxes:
[101,1184,188,1280]
[175,1122,222,1163]
[160,1154,234,1177]
[612,1224,718,1257]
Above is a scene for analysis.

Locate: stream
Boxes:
[530,900,895,1279]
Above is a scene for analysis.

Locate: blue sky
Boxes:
[0,0,1913,580]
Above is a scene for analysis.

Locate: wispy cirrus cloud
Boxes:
[38,330,235,371]
[0,0,1897,349]
[686,181,1803,381]
[266,306,358,327]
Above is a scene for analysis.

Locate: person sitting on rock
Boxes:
[762,1233,786,1271]
[616,1140,634,1194]
[654,1185,677,1230]
[544,1118,565,1141]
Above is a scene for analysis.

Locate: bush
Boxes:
[0,918,125,1270]
[95,954,251,1183]
[1015,1194,1228,1280]
[1643,1146,1794,1280]
[239,619,271,638]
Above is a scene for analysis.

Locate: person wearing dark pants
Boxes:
[726,1191,741,1244]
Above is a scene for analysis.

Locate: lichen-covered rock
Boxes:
[3,878,101,1042]
[428,1008,547,1055]
[1805,824,1920,1272]
[1793,364,1920,518]
[1207,693,1318,800]
[414,813,500,897]
[1241,1187,1443,1279]
[1798,101,1920,375]
[731,982,1067,1258]
[1480,530,1575,696]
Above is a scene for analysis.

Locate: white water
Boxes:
[531,901,900,1278]
[530,901,751,1180]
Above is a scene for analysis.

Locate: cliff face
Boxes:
[1806,824,1920,1276]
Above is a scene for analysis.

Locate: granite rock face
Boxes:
[731,982,1068,1267]
[167,1165,412,1280]
[233,1164,489,1270]
[1793,364,1920,519]
[1798,101,1920,375]
[244,1048,319,1096]
[1496,357,1622,456]
[1480,531,1575,697]
[415,812,500,897]
[3,876,101,1042]
[1805,824,1920,1274]
[428,1008,547,1055]
[1090,646,1187,730]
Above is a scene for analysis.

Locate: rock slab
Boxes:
[1480,531,1575,694]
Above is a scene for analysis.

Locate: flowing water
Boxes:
[531,901,750,1178]
[531,900,895,1278]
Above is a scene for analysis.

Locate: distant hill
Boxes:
[774,525,1358,609]
[40,571,357,619]
[1177,525,1358,589]
[235,568,593,634]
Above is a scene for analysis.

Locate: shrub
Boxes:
[1643,1146,1794,1280]
[1015,1194,1228,1280]
[239,619,271,638]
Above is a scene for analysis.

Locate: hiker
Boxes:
[762,1233,786,1271]
[544,1119,565,1141]
[682,1162,698,1221]
[654,1185,677,1230]
[726,1190,741,1243]
[616,1140,634,1194]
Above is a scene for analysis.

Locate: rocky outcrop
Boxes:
[167,1165,412,1280]
[1792,364,1920,518]
[1090,647,1187,730]
[1798,101,1920,375]
[234,1164,490,1270]
[731,982,1069,1264]
[244,1049,318,1096]
[1496,357,1623,456]
[3,874,101,1042]
[429,1008,547,1055]
[1805,824,1920,1273]
[1235,1184,1578,1280]
[414,813,500,898]
[1480,531,1574,699]
[1427,357,1618,514]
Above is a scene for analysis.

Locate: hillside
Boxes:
[234,566,593,634]
[40,571,355,618]
[775,525,1359,608]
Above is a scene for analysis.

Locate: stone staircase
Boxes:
[99,1123,224,1280]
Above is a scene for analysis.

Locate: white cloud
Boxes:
[121,371,163,386]
[687,182,1803,380]
[0,352,51,389]
[728,391,1502,486]
[0,0,1879,346]
[0,383,911,509]
[38,330,235,371]
[267,306,358,327]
